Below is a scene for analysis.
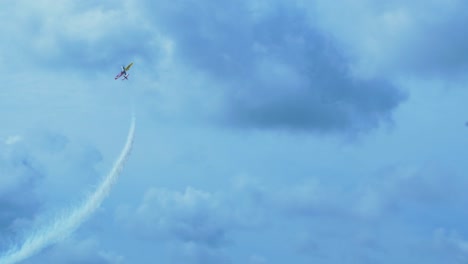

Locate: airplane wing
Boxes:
[125,62,134,71]
[115,72,124,80]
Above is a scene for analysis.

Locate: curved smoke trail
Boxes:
[0,113,135,264]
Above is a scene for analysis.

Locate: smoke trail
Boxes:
[0,113,135,264]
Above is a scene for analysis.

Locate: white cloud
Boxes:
[249,254,268,264]
[120,187,234,245]
[4,136,23,146]
[312,0,468,79]
[22,237,124,264]
[433,228,468,263]
[116,184,268,263]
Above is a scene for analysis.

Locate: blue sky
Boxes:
[1,0,468,263]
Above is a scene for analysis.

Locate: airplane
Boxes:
[115,62,134,80]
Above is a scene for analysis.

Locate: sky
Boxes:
[1,0,468,263]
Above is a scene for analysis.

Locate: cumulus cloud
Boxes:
[25,130,105,202]
[0,0,160,73]
[375,0,468,77]
[313,0,468,79]
[111,159,468,264]
[267,163,468,226]
[248,254,268,264]
[21,237,123,264]
[2,0,407,134]
[352,163,468,224]
[0,129,106,256]
[117,185,264,263]
[4,136,23,146]
[142,0,404,133]
[194,163,467,263]
[433,228,468,263]
[299,164,468,262]
[120,187,232,246]
[175,241,230,264]
[0,141,44,249]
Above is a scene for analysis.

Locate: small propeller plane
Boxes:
[115,62,134,80]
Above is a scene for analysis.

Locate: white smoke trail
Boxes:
[0,113,136,264]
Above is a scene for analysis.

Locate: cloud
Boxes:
[21,237,123,264]
[26,130,105,201]
[120,187,232,246]
[220,163,468,263]
[4,136,23,146]
[268,162,468,226]
[248,254,268,264]
[2,1,407,134]
[313,0,468,79]
[376,0,468,78]
[3,1,468,263]
[175,242,230,264]
[433,228,468,263]
[0,0,160,74]
[111,159,468,264]
[142,0,404,133]
[0,129,107,257]
[117,185,263,263]
[352,163,468,225]
[0,141,44,248]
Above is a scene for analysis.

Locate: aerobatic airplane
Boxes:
[115,62,134,80]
